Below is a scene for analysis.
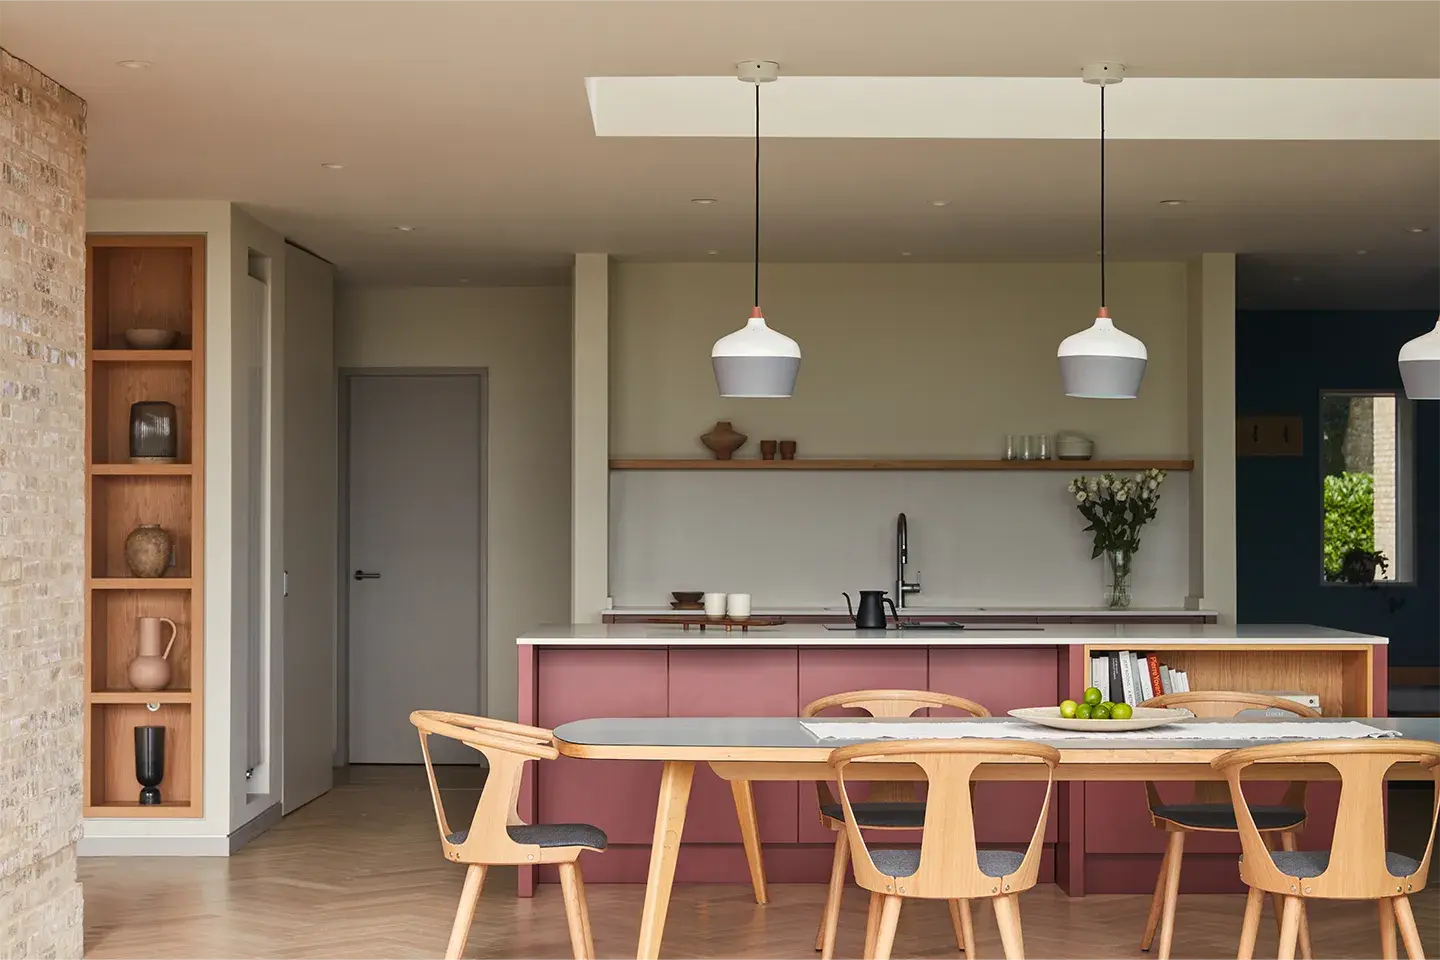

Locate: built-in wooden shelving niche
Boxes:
[84,235,205,819]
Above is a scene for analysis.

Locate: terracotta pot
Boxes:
[778,440,798,460]
[128,616,178,691]
[759,440,778,460]
[701,421,747,460]
[124,524,172,578]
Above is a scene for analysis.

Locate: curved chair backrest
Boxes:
[1138,691,1321,810]
[829,739,1059,900]
[410,710,558,866]
[804,690,991,808]
[1212,740,1440,899]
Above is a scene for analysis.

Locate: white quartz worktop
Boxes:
[519,623,1386,647]
[608,605,1217,618]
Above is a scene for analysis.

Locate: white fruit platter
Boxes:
[1007,706,1193,732]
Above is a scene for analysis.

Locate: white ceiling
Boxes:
[2,0,1437,306]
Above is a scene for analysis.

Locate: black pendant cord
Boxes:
[753,82,761,308]
[1099,83,1107,310]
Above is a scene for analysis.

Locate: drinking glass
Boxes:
[1019,435,1036,461]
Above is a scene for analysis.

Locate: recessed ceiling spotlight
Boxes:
[1356,249,1369,255]
[928,200,950,207]
[706,249,720,256]
[1292,275,1303,282]
[1409,226,1430,234]
[458,278,471,284]
[1159,199,1187,206]
[900,251,913,257]
[321,163,345,170]
[394,225,415,232]
[691,198,718,205]
[117,60,152,69]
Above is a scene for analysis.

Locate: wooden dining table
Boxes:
[551,715,1439,960]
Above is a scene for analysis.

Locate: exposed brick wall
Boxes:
[0,49,87,959]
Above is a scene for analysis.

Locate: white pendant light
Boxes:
[1399,316,1440,399]
[713,60,800,399]
[1058,62,1147,400]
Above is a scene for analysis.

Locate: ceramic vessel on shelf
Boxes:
[123,328,180,350]
[129,401,178,463]
[701,421,747,460]
[135,726,166,804]
[1056,432,1095,460]
[128,616,178,691]
[759,440,778,460]
[778,440,797,460]
[1104,547,1133,609]
[124,524,173,578]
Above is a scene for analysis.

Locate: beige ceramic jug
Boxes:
[128,617,178,691]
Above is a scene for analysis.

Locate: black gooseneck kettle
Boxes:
[842,590,898,629]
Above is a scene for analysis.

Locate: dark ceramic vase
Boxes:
[135,725,166,805]
[129,401,178,463]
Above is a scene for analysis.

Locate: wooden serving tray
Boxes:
[642,616,786,633]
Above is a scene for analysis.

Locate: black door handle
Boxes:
[353,570,381,581]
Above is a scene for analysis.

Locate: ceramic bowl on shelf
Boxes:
[672,591,704,605]
[1007,706,1192,732]
[124,328,180,350]
[1055,433,1095,461]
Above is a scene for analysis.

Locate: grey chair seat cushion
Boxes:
[870,847,1024,879]
[1247,849,1422,879]
[1152,803,1306,830]
[447,823,608,850]
[820,801,927,828]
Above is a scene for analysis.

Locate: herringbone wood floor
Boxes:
[81,766,1439,959]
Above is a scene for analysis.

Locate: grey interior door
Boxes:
[348,374,483,764]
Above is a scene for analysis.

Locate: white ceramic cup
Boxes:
[726,593,751,619]
[703,592,727,619]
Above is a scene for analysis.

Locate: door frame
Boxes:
[336,368,489,765]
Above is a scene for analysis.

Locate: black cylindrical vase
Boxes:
[135,725,166,805]
[129,401,178,463]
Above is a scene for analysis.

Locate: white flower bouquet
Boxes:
[1066,468,1168,559]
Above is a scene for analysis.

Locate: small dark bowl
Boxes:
[672,591,704,605]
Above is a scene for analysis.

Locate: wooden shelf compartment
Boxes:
[92,349,193,363]
[89,475,193,580]
[1082,645,1373,717]
[91,578,194,590]
[88,239,200,350]
[91,361,193,466]
[88,589,194,695]
[86,702,196,813]
[609,458,1195,471]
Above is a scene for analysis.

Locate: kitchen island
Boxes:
[516,623,1387,897]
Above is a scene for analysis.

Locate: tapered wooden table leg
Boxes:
[818,829,849,958]
[730,779,769,904]
[636,761,695,960]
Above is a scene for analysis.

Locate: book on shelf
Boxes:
[1090,655,1110,702]
[1118,651,1137,705]
[1159,664,1174,695]
[1094,652,1195,703]
[1137,653,1155,701]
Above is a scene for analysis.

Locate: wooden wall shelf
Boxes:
[85,235,205,820]
[609,458,1194,472]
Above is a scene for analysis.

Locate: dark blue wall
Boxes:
[1236,311,1439,666]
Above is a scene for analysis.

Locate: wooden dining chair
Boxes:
[803,689,992,959]
[829,739,1061,960]
[411,710,607,960]
[1135,691,1323,960]
[1213,739,1440,960]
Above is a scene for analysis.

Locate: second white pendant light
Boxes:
[1058,62,1148,399]
[1399,317,1440,399]
[712,61,801,399]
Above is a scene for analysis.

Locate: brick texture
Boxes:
[0,49,87,959]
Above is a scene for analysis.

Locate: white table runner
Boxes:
[799,719,1402,742]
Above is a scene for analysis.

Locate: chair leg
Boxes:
[1141,835,1174,951]
[872,895,904,960]
[864,891,883,960]
[444,864,486,960]
[559,862,591,960]
[1393,895,1426,960]
[818,830,849,959]
[994,893,1026,960]
[949,899,975,955]
[1380,897,1399,960]
[575,861,596,960]
[1278,832,1313,960]
[1278,896,1303,960]
[1237,886,1264,960]
[1156,830,1186,960]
